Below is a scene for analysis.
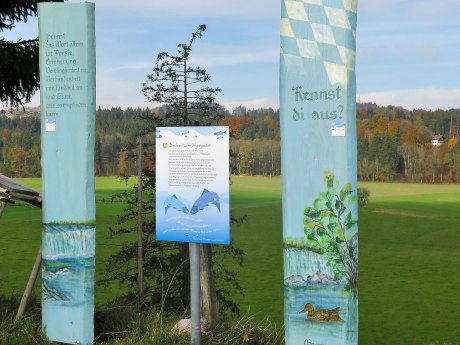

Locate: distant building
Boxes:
[431,134,444,146]
[0,109,14,118]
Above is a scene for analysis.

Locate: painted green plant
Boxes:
[303,171,358,290]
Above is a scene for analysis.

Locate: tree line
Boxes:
[1,104,459,183]
[356,104,460,183]
[0,107,147,177]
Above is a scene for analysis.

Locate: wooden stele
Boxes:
[38,3,96,344]
[280,1,358,344]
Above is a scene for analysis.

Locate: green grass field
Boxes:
[1,176,459,344]
[0,177,135,304]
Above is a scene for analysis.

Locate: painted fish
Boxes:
[156,134,162,138]
[190,189,220,215]
[182,131,189,135]
[164,195,189,215]
[214,130,226,136]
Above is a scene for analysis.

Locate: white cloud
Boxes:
[99,61,152,73]
[360,87,460,110]
[190,48,278,67]
[359,0,460,37]
[25,92,40,108]
[411,0,460,23]
[96,73,148,109]
[220,97,278,111]
[359,0,406,15]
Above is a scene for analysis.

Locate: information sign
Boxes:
[156,126,230,244]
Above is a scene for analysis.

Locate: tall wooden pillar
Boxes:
[39,3,96,344]
[280,1,358,344]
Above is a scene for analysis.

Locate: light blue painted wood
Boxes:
[39,2,95,224]
[280,1,358,344]
[39,3,96,344]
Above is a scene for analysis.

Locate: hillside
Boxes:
[0,104,459,183]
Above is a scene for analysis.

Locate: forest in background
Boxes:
[0,103,459,183]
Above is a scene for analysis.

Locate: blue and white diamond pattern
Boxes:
[281,0,357,87]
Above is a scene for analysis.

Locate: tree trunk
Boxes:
[16,246,42,321]
[200,244,218,327]
[180,243,190,306]
[137,137,144,301]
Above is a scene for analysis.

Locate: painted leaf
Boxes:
[340,182,353,201]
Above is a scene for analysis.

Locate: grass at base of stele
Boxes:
[1,176,459,344]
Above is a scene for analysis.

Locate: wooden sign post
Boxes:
[38,3,96,344]
[280,1,358,344]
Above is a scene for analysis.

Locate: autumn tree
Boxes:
[237,142,256,175]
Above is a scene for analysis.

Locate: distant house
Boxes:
[431,134,444,146]
[0,109,14,118]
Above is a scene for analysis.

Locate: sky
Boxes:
[4,0,460,111]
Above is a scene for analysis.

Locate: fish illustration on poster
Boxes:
[156,126,230,244]
[280,1,358,344]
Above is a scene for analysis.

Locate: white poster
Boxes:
[156,126,230,244]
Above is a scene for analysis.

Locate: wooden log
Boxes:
[0,173,40,196]
[137,137,144,300]
[200,244,218,328]
[15,247,42,321]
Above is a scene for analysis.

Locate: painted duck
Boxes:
[299,303,343,322]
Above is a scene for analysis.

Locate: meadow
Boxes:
[1,176,460,344]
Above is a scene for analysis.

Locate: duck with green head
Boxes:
[299,303,343,322]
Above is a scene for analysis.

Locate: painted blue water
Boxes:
[41,224,95,344]
[285,286,358,345]
[284,247,357,344]
[156,194,230,244]
[42,257,94,306]
[42,256,94,344]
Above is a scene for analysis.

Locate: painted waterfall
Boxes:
[280,0,358,344]
[42,225,95,344]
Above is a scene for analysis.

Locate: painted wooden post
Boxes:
[38,3,96,344]
[280,1,358,344]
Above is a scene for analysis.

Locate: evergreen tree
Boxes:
[104,25,243,326]
[142,25,231,326]
[141,24,222,127]
[0,0,64,107]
